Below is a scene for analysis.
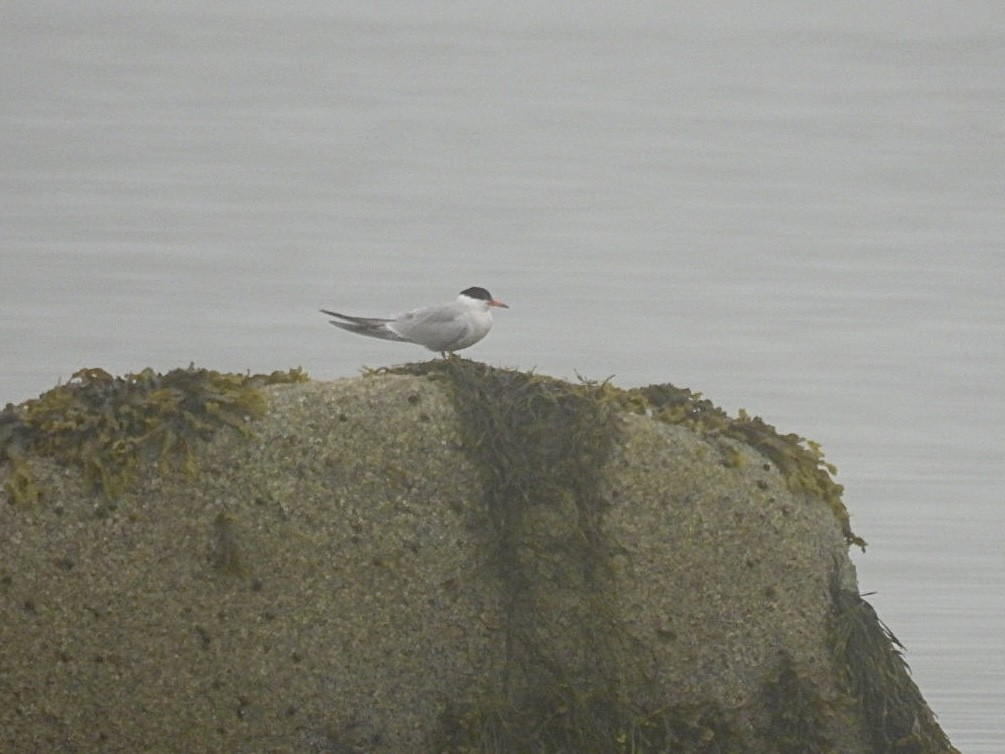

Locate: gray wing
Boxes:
[321,309,409,342]
[391,303,471,351]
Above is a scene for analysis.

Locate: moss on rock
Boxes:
[1,365,308,503]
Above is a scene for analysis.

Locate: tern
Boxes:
[321,286,508,357]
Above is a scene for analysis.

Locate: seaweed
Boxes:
[0,365,308,503]
[386,368,861,548]
[386,360,882,752]
[393,359,632,751]
[629,384,865,550]
[398,360,853,754]
[829,585,959,754]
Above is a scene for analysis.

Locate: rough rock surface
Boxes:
[0,364,958,753]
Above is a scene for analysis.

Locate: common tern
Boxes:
[321,286,508,356]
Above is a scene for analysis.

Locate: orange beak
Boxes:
[489,299,509,309]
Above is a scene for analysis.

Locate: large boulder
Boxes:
[0,361,958,753]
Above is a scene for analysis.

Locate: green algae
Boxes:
[0,365,308,503]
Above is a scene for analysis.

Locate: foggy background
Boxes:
[2,3,1003,749]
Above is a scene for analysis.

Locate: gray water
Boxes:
[2,2,1003,749]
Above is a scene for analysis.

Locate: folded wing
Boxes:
[321,309,409,342]
[393,304,478,351]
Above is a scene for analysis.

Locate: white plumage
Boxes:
[321,286,508,356]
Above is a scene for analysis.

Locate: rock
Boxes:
[0,361,958,753]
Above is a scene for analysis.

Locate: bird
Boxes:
[321,286,508,357]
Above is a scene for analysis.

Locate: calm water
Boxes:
[3,3,1003,749]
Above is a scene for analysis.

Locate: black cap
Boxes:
[460,287,493,301]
